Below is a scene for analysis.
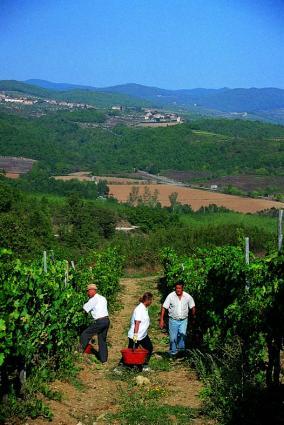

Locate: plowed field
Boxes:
[109,183,284,213]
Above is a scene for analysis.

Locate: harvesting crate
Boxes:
[121,347,149,365]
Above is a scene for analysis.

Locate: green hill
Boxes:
[26,79,284,123]
[0,80,52,97]
[0,110,284,177]
[0,80,152,108]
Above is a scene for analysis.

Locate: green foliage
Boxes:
[57,193,117,257]
[0,174,278,268]
[0,183,17,212]
[0,179,116,259]
[55,109,106,123]
[112,213,275,271]
[0,394,53,422]
[0,181,55,257]
[190,118,284,140]
[108,404,197,425]
[0,247,123,421]
[123,204,179,231]
[0,246,123,366]
[161,247,284,424]
[13,165,102,199]
[1,111,284,176]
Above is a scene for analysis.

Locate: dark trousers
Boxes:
[128,335,153,364]
[266,336,282,386]
[80,318,110,363]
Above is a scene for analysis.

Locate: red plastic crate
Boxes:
[121,347,149,365]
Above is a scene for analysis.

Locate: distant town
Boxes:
[0,92,95,109]
[0,91,183,127]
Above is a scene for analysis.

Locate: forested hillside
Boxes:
[0,111,284,176]
[0,80,151,108]
[27,80,284,113]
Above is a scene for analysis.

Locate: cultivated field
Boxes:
[5,172,20,179]
[54,172,94,181]
[0,156,36,175]
[54,172,151,184]
[108,183,284,213]
[163,171,284,192]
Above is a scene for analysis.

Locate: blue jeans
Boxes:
[169,318,188,354]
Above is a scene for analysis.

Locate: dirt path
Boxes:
[28,276,209,425]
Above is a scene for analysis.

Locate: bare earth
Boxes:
[137,121,182,128]
[0,156,36,175]
[54,172,149,184]
[5,172,21,179]
[25,276,207,425]
[108,183,284,213]
[164,171,284,193]
[52,171,284,213]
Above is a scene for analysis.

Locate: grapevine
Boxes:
[161,246,284,421]
[0,247,123,400]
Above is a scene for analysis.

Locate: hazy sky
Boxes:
[0,0,283,89]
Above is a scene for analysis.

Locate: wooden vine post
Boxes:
[278,209,283,253]
[43,251,47,273]
[245,237,250,265]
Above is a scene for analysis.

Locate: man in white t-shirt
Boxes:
[160,282,196,356]
[80,283,110,363]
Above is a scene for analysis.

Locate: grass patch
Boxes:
[68,376,86,392]
[180,211,277,234]
[123,271,160,278]
[149,355,172,371]
[38,384,62,401]
[107,403,197,424]
[0,396,53,422]
[106,367,198,424]
[106,374,197,424]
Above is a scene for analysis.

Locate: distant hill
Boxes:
[25,79,284,124]
[26,79,95,91]
[97,84,284,113]
[0,80,151,108]
[0,80,52,97]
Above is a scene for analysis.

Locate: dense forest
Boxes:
[1,110,284,176]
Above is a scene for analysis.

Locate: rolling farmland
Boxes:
[108,183,284,213]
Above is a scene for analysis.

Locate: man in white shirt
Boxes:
[80,283,110,363]
[160,282,196,356]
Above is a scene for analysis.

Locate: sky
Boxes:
[0,0,283,89]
